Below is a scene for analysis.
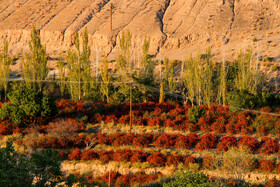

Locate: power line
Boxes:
[2,78,280,117]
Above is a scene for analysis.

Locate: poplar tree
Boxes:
[117,30,132,79]
[163,58,175,94]
[235,50,257,94]
[57,56,66,97]
[141,37,154,84]
[184,56,196,106]
[22,27,48,91]
[202,49,213,107]
[100,57,112,103]
[116,30,133,101]
[0,39,11,100]
[66,28,92,100]
[219,60,227,106]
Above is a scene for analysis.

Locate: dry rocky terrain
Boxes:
[0,0,279,62]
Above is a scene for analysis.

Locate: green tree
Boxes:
[163,171,215,187]
[227,89,258,111]
[57,56,66,97]
[0,83,57,124]
[0,142,34,187]
[67,28,92,100]
[100,57,112,103]
[163,58,175,94]
[202,49,213,107]
[0,39,12,100]
[31,149,62,186]
[22,27,48,90]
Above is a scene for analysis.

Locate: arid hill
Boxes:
[0,0,279,62]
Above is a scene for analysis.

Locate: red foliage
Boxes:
[81,150,98,160]
[238,136,260,152]
[132,135,150,148]
[277,163,280,174]
[56,99,84,113]
[166,154,183,166]
[175,133,199,149]
[197,116,212,133]
[58,150,69,160]
[211,116,227,133]
[97,133,113,145]
[68,148,81,160]
[265,179,280,187]
[195,133,218,151]
[258,159,275,172]
[147,152,166,167]
[98,150,113,163]
[101,171,121,186]
[216,136,237,152]
[113,134,135,147]
[153,134,176,148]
[147,118,162,127]
[130,150,148,163]
[202,156,215,169]
[184,156,197,166]
[259,137,279,155]
[0,120,14,135]
[113,149,132,162]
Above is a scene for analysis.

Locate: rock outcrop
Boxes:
[0,0,279,61]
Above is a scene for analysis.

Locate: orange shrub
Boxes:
[147,152,166,167]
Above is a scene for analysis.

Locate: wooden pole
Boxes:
[129,83,132,134]
[110,3,113,32]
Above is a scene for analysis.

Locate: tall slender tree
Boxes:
[0,39,12,100]
[100,57,112,103]
[22,27,48,91]
[57,56,66,97]
[66,28,92,100]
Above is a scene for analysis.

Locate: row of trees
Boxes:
[0,28,270,108]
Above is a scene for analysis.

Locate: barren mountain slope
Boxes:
[0,0,279,62]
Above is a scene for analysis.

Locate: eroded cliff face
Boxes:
[0,0,279,61]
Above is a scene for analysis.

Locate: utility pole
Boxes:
[110,3,113,32]
[129,83,132,134]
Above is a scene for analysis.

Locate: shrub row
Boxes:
[76,171,162,186]
[63,148,197,167]
[17,131,279,155]
[62,148,280,173]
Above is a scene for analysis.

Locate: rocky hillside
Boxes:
[0,0,279,61]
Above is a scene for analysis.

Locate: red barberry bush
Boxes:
[175,133,199,149]
[238,136,260,152]
[259,137,279,155]
[166,155,183,166]
[68,148,81,160]
[217,136,237,152]
[147,152,166,167]
[258,159,275,172]
[195,133,218,151]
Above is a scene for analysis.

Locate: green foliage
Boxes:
[0,39,12,100]
[222,147,254,181]
[30,149,62,186]
[57,56,66,97]
[163,58,175,94]
[163,171,215,187]
[227,90,259,111]
[0,142,34,187]
[0,83,57,124]
[234,50,262,95]
[100,57,112,103]
[260,92,280,108]
[67,28,93,100]
[22,27,48,90]
[0,142,66,187]
[188,106,206,123]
